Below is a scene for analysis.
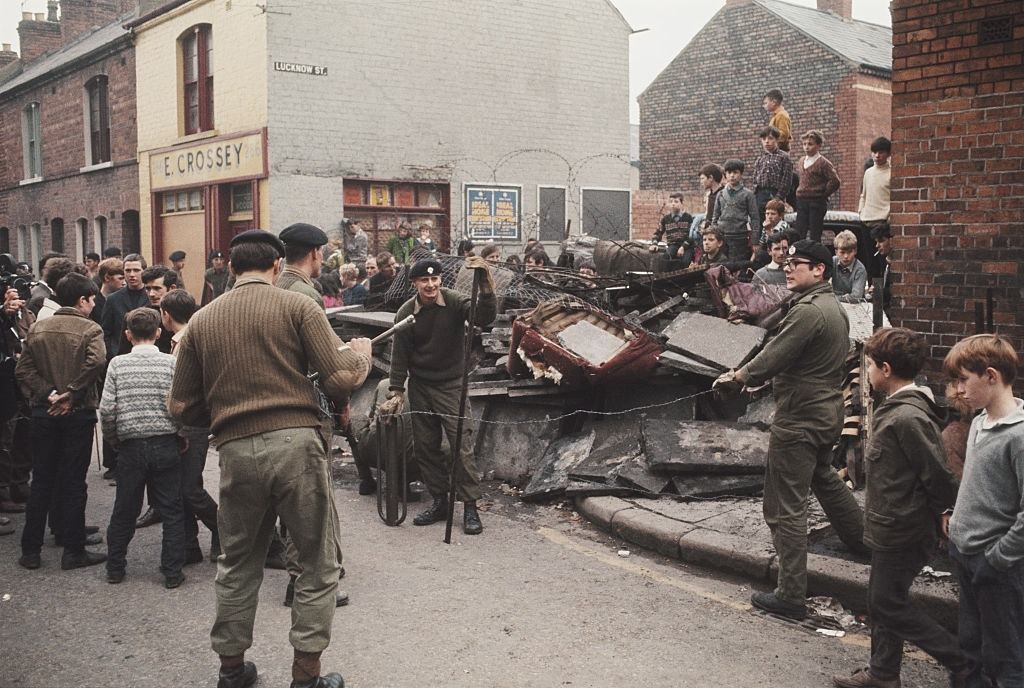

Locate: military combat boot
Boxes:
[412,496,448,526]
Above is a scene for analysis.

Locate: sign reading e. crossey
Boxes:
[150,131,265,191]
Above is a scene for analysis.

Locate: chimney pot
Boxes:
[21,12,34,21]
[34,13,46,21]
[47,0,59,22]
[2,44,11,51]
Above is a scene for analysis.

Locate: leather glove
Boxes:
[712,370,743,398]
[464,255,495,293]
[377,392,405,425]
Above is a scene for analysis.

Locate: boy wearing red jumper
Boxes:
[795,130,840,243]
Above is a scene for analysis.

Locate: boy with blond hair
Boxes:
[944,334,1024,688]
[831,230,867,302]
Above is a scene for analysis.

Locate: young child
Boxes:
[651,193,694,263]
[945,334,1024,687]
[100,307,186,589]
[697,227,728,267]
[833,327,966,688]
[712,159,759,262]
[699,163,724,229]
[795,130,840,243]
[762,88,792,152]
[756,199,795,257]
[417,223,436,252]
[831,230,868,303]
[859,136,891,228]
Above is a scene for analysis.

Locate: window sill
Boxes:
[160,210,205,218]
[176,129,220,145]
[228,212,254,222]
[19,177,42,186]
[79,161,113,174]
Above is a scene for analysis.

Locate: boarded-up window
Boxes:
[581,189,630,241]
[538,187,566,242]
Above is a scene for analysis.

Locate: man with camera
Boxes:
[0,281,34,517]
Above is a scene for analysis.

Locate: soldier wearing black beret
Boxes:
[169,251,187,290]
[378,256,497,534]
[203,250,229,305]
[715,238,865,621]
[277,223,329,310]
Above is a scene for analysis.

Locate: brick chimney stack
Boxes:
[17,12,62,64]
[817,0,853,20]
[59,0,127,46]
[47,0,60,22]
[0,44,18,68]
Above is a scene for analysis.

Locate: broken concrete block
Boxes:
[564,481,642,499]
[662,311,765,372]
[522,431,596,502]
[658,350,721,379]
[474,400,561,482]
[616,454,673,495]
[569,417,644,484]
[644,420,768,475]
[557,320,628,367]
[671,475,765,500]
[738,396,776,429]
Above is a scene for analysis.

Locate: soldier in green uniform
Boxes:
[715,240,865,620]
[202,250,229,305]
[276,223,349,610]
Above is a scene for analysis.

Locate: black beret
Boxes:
[229,229,285,257]
[209,249,224,259]
[788,240,834,275]
[169,250,186,261]
[409,259,443,280]
[279,222,329,248]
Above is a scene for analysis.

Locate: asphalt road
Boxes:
[0,455,952,688]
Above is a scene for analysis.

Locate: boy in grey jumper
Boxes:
[944,334,1024,688]
[712,158,760,262]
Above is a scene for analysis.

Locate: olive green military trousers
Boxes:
[763,423,865,605]
[211,428,341,656]
[408,377,481,502]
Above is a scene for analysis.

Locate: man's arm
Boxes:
[778,155,793,199]
[301,306,370,404]
[858,169,868,215]
[99,363,119,445]
[14,338,45,404]
[66,327,106,405]
[389,311,412,392]
[737,304,819,386]
[849,262,867,301]
[167,332,212,428]
[746,191,761,247]
[712,192,724,225]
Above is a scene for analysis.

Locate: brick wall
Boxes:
[18,17,62,64]
[889,0,1024,377]
[60,0,133,47]
[631,189,703,241]
[639,2,890,212]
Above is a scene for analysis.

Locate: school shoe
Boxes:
[107,569,125,584]
[164,573,185,589]
[412,496,448,526]
[290,673,344,688]
[832,667,900,688]
[358,476,377,495]
[750,591,807,620]
[0,516,14,536]
[283,575,349,608]
[217,661,258,688]
[463,502,483,535]
[18,552,41,569]
[60,549,107,570]
[135,507,161,528]
[54,532,103,547]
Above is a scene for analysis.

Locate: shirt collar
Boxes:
[412,290,446,314]
[767,261,782,270]
[131,344,160,354]
[890,382,919,398]
[978,398,1024,431]
[283,265,313,286]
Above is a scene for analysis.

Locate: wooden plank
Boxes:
[637,294,687,323]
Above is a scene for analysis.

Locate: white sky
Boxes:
[1,0,893,123]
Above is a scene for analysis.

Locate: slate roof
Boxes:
[755,0,892,73]
[0,16,132,97]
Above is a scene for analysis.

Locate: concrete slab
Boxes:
[329,310,397,329]
[644,420,768,475]
[615,455,673,495]
[658,350,720,378]
[521,431,596,502]
[671,475,765,500]
[557,320,627,367]
[662,311,765,371]
[737,396,775,429]
[475,400,561,482]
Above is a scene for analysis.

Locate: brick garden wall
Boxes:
[889,0,1024,377]
[631,189,703,241]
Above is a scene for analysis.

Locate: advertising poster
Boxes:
[465,185,519,240]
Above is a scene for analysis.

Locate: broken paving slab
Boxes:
[671,474,765,500]
[644,420,768,475]
[521,430,596,502]
[661,311,765,372]
[475,399,562,482]
[556,320,627,367]
[737,396,775,429]
[658,350,720,378]
[615,454,673,495]
[564,481,644,499]
[568,416,644,482]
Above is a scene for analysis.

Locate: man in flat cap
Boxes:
[203,250,229,306]
[714,239,865,620]
[169,251,187,291]
[276,222,350,609]
[379,256,496,534]
[169,229,372,688]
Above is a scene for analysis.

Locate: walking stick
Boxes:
[444,267,481,544]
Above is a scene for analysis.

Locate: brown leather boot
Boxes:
[832,667,901,688]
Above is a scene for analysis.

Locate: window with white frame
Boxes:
[85,75,111,165]
[22,102,41,179]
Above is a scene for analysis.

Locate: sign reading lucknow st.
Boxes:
[150,131,266,191]
[273,61,328,76]
[465,185,520,240]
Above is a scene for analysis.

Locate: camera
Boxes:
[0,253,35,302]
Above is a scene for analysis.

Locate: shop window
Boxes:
[22,102,41,179]
[163,189,204,214]
[181,24,214,135]
[0,228,9,255]
[230,183,253,216]
[85,76,110,165]
[51,218,65,254]
[343,179,451,253]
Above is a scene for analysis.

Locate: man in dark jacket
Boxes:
[100,254,148,359]
[833,328,967,688]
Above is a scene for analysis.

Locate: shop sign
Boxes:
[151,131,265,191]
[465,185,520,240]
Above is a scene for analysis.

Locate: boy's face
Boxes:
[764,208,781,226]
[760,136,778,153]
[872,150,890,166]
[769,240,788,265]
[875,236,891,257]
[124,261,144,289]
[802,138,820,156]
[699,174,712,190]
[865,357,887,392]
[762,97,777,113]
[954,369,999,411]
[104,272,125,291]
[836,247,856,267]
[725,169,743,186]
[668,197,683,213]
[702,234,722,255]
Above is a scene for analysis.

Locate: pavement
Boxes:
[576,494,959,629]
[0,444,956,688]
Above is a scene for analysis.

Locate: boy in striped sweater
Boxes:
[100,307,186,589]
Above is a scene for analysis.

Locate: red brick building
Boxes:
[889,0,1024,375]
[0,0,139,272]
[638,0,891,216]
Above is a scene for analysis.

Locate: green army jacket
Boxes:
[863,387,959,551]
[739,281,849,435]
[277,266,325,310]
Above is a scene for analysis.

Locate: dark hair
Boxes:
[357,265,367,281]
[525,249,553,266]
[699,163,723,182]
[723,159,745,174]
[944,333,1019,386]
[103,246,122,258]
[160,289,196,325]
[43,257,76,289]
[767,231,789,247]
[123,253,147,269]
[505,254,522,266]
[864,328,928,380]
[125,307,161,340]
[758,126,781,139]
[456,239,475,256]
[38,251,66,277]
[375,250,394,265]
[230,242,280,274]
[480,243,500,260]
[318,271,341,296]
[142,265,179,288]
[870,222,892,241]
[85,252,100,262]
[870,136,892,154]
[284,243,316,263]
[764,88,783,103]
[801,130,825,146]
[669,192,685,201]
[55,272,98,307]
[702,226,724,243]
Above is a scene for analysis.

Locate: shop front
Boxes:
[147,129,267,300]
[342,178,450,254]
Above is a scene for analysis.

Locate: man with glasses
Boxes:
[714,239,865,620]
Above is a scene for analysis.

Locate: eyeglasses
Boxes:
[782,259,813,270]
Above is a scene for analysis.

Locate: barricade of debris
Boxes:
[328,238,888,505]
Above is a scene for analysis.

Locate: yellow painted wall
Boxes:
[135,0,268,263]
